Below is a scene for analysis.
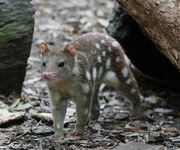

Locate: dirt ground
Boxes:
[0,0,180,149]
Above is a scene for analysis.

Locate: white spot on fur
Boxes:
[81,83,89,94]
[126,79,132,84]
[112,41,119,47]
[98,66,103,78]
[131,88,136,93]
[124,55,131,66]
[97,55,102,63]
[104,71,117,82]
[86,71,91,80]
[106,58,111,69]
[102,51,106,57]
[105,35,109,39]
[121,67,128,78]
[108,46,112,52]
[92,67,97,80]
[100,39,105,44]
[99,83,106,92]
[116,56,120,62]
[95,43,100,49]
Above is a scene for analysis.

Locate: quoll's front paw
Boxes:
[51,130,65,142]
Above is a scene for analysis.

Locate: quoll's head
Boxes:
[39,42,76,82]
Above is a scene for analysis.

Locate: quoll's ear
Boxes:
[39,43,48,55]
[64,43,76,57]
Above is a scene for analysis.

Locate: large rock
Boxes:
[0,0,35,96]
[115,0,180,71]
[107,4,180,86]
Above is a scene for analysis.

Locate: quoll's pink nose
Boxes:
[42,71,56,81]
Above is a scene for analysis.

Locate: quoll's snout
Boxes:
[42,71,56,81]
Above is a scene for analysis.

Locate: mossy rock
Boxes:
[0,0,35,96]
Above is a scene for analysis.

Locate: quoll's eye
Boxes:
[42,62,46,67]
[58,62,64,67]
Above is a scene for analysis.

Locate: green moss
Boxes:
[0,22,32,45]
[0,0,34,45]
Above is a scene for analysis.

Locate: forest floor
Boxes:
[0,0,180,149]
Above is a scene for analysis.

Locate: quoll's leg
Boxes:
[103,66,142,117]
[89,85,100,121]
[114,65,142,117]
[74,94,90,135]
[49,90,67,138]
